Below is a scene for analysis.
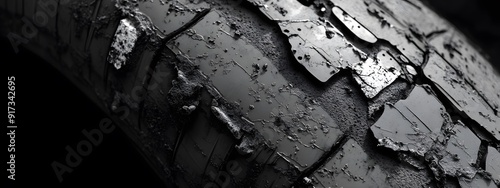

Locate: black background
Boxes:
[3,39,166,187]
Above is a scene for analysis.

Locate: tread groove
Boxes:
[293,134,348,186]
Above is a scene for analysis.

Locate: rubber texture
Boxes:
[1,0,499,187]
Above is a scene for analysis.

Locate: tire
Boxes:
[1,0,499,187]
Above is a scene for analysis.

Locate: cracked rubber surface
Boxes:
[1,0,499,187]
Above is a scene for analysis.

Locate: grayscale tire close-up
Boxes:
[1,0,499,187]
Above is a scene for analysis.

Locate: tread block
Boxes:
[254,156,294,188]
[167,9,344,172]
[173,95,236,185]
[424,53,500,141]
[136,0,210,36]
[87,0,119,101]
[311,139,389,187]
[165,10,346,187]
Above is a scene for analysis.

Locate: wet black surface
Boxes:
[440,122,480,179]
[331,0,426,66]
[427,32,500,116]
[167,10,345,186]
[278,20,343,82]
[331,6,377,43]
[371,85,448,156]
[423,52,500,142]
[310,139,390,187]
[370,84,499,187]
[459,174,497,188]
[248,0,373,83]
[485,146,500,184]
[137,0,210,36]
